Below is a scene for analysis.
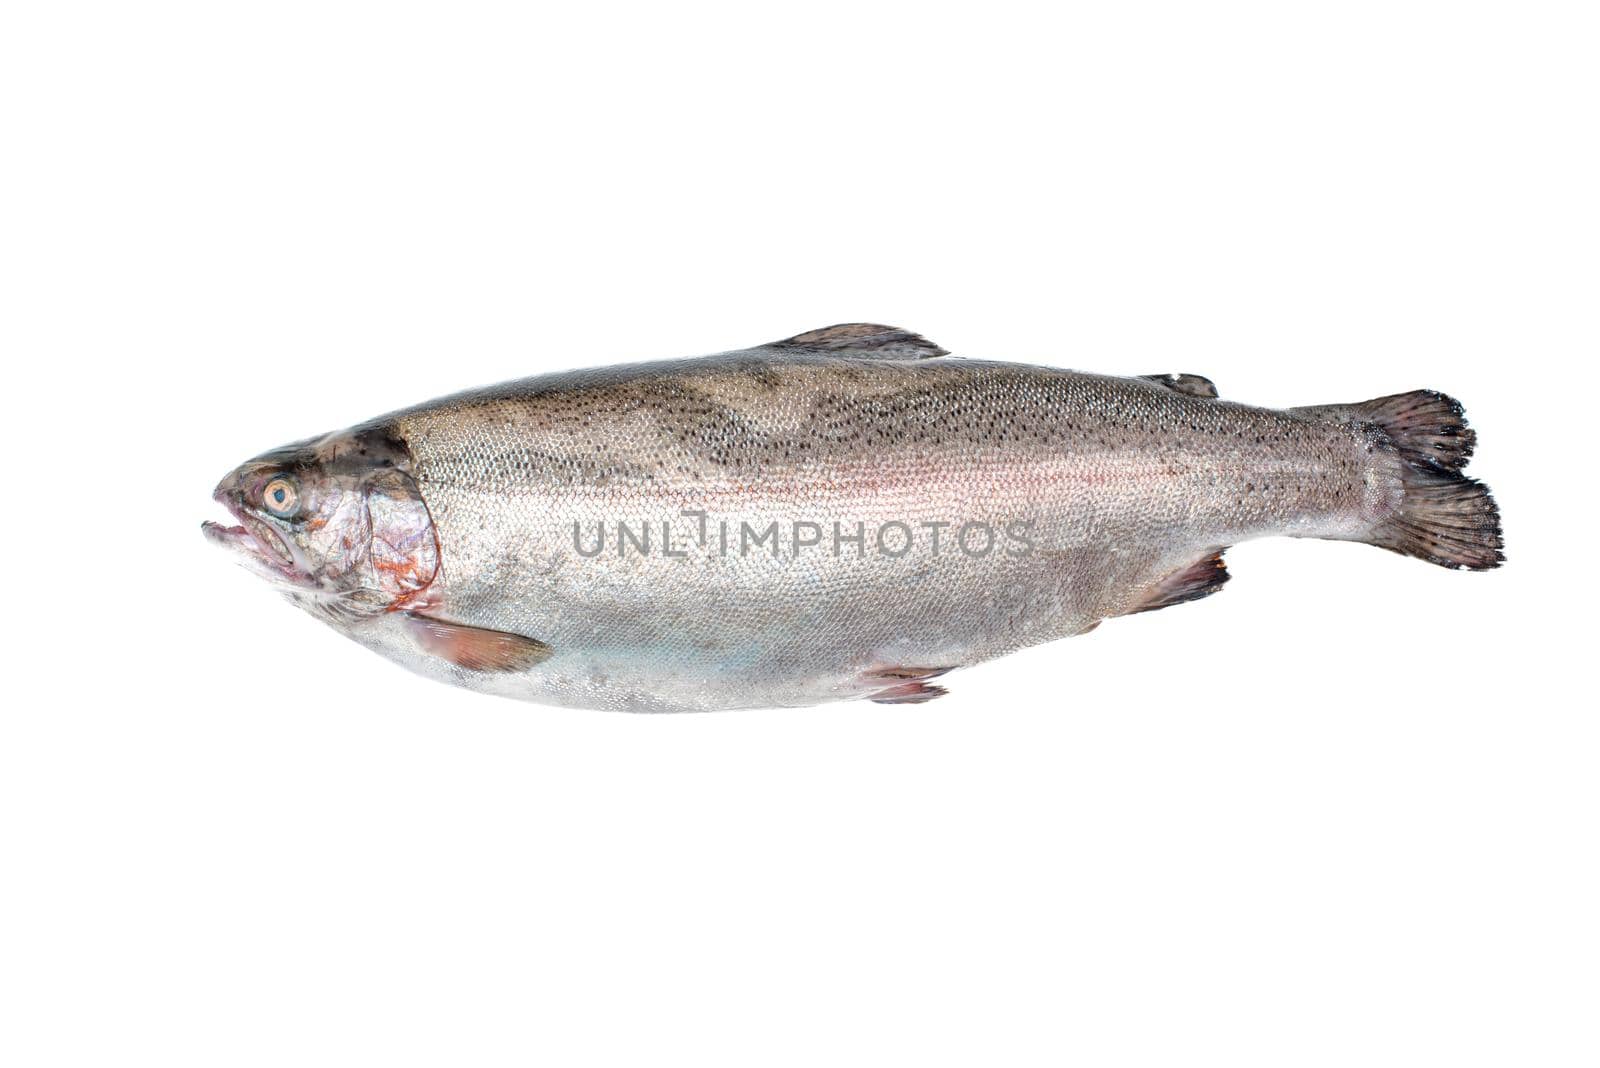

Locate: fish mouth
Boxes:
[202,492,302,580]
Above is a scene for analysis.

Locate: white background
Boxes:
[3,2,1595,1065]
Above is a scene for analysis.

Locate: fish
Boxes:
[204,323,1502,712]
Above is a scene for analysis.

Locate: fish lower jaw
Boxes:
[201,518,244,541]
[202,513,298,578]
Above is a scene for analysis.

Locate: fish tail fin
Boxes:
[1296,390,1504,571]
[1372,462,1503,570]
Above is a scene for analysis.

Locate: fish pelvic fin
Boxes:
[1296,390,1503,571]
[862,665,953,704]
[870,682,949,705]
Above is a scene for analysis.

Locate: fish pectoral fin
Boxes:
[402,613,553,672]
[1141,373,1218,398]
[774,323,949,360]
[863,665,953,704]
[1126,550,1231,615]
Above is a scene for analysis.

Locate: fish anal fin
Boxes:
[777,323,948,360]
[403,613,553,672]
[1127,551,1230,615]
[1141,373,1218,398]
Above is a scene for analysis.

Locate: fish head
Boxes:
[203,426,439,618]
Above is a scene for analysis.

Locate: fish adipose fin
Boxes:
[776,323,949,360]
[1296,390,1503,571]
[1127,550,1230,614]
[403,613,553,672]
[1141,373,1218,398]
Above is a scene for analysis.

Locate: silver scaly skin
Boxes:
[205,324,1502,711]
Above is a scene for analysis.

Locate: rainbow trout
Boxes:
[204,324,1502,711]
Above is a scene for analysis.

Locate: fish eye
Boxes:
[262,477,300,517]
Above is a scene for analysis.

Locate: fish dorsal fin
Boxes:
[775,323,948,360]
[1142,373,1218,398]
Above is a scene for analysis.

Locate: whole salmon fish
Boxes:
[204,324,1502,711]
